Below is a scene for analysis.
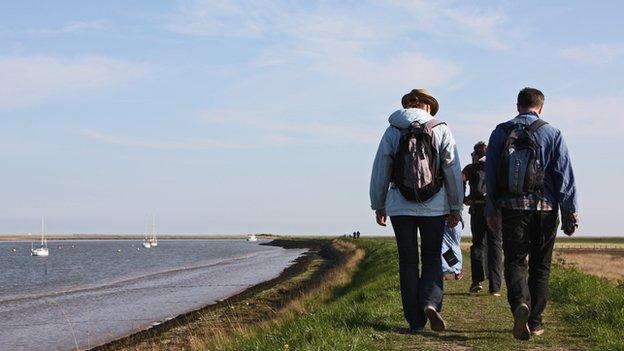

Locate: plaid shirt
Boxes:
[499,195,554,212]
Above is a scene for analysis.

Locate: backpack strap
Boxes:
[528,119,548,133]
[422,119,446,133]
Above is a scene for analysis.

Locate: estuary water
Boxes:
[0,240,306,351]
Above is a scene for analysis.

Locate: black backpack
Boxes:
[468,160,487,200]
[498,119,548,196]
[391,119,446,202]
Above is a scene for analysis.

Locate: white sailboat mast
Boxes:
[41,216,46,246]
[151,214,156,241]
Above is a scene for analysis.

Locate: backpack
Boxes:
[468,160,487,200]
[391,119,445,203]
[498,119,548,196]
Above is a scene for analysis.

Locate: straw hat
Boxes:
[402,89,440,116]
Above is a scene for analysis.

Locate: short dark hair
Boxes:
[517,87,545,108]
[472,141,487,158]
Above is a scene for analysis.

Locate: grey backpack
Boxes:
[391,119,445,202]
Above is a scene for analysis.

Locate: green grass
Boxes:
[204,238,624,350]
[550,261,624,350]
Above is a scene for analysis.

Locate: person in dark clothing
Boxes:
[485,87,578,340]
[356,231,361,239]
[463,142,503,295]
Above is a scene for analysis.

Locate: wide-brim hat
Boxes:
[409,88,439,116]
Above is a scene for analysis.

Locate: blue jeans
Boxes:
[391,215,445,328]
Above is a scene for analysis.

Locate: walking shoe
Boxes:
[469,282,483,293]
[490,291,502,297]
[530,324,545,336]
[424,306,446,332]
[513,303,531,340]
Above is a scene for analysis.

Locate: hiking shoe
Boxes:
[469,283,483,293]
[530,325,545,336]
[513,303,531,340]
[424,306,446,332]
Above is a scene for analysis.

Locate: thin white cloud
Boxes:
[165,0,273,37]
[0,55,148,109]
[203,108,380,144]
[386,0,509,50]
[560,43,624,65]
[28,20,110,35]
[82,130,244,150]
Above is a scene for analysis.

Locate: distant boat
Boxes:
[247,234,258,242]
[31,217,49,257]
[148,214,158,247]
[142,216,152,248]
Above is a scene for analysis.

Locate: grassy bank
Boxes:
[214,238,594,351]
[550,260,624,350]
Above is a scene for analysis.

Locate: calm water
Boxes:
[0,240,306,351]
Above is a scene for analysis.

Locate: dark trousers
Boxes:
[501,208,559,328]
[470,204,503,292]
[390,215,445,328]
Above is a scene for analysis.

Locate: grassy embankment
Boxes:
[215,237,623,351]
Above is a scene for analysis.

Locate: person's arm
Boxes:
[551,130,579,235]
[370,127,396,226]
[485,126,505,232]
[438,126,463,226]
[485,127,503,217]
[462,165,471,206]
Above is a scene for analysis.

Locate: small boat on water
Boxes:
[142,216,152,248]
[148,214,158,247]
[247,234,258,242]
[31,217,49,257]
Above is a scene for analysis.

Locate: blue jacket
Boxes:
[370,108,464,217]
[485,112,578,218]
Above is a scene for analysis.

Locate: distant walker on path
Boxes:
[485,87,578,340]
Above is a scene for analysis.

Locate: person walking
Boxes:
[370,89,463,333]
[463,142,503,295]
[485,87,578,340]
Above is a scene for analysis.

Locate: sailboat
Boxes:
[142,216,152,248]
[247,234,258,242]
[31,217,49,257]
[148,214,158,247]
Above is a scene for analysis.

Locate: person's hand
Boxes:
[375,209,387,227]
[561,222,578,236]
[447,212,461,228]
[487,215,501,232]
[563,226,576,236]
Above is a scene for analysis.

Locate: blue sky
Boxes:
[1,1,622,236]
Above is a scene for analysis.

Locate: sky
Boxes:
[0,0,622,236]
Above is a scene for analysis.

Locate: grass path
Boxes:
[218,238,592,351]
